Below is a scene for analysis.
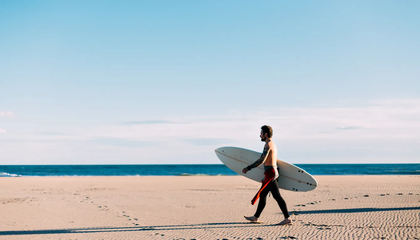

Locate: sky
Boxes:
[1,0,419,165]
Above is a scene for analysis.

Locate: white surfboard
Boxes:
[215,146,317,192]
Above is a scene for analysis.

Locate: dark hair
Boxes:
[261,125,273,138]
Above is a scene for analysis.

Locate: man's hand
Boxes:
[242,167,249,174]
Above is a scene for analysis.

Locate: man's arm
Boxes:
[246,145,270,170]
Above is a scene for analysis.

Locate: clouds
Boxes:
[122,120,182,125]
[92,138,152,148]
[0,111,15,118]
[267,99,420,140]
[336,126,365,130]
[0,111,15,133]
[1,99,419,164]
[96,98,420,163]
[185,138,237,146]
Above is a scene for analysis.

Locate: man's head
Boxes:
[260,125,273,142]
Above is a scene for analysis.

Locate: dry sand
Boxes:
[0,175,419,240]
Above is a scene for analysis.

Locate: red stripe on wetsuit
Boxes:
[251,167,276,205]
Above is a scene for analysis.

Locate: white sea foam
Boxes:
[0,172,21,177]
[180,173,210,176]
[180,173,228,176]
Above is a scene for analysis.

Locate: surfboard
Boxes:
[215,146,317,192]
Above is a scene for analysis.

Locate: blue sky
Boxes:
[1,1,419,164]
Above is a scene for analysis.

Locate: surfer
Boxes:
[242,125,291,225]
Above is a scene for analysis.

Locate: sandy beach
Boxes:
[0,175,419,239]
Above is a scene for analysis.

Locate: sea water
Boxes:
[0,164,419,177]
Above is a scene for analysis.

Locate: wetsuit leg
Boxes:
[269,180,290,218]
[253,181,272,218]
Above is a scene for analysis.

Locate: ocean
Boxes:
[0,164,419,177]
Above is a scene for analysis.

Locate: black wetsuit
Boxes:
[254,166,290,219]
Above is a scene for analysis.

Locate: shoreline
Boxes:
[1,174,419,178]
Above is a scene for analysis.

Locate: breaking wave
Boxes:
[0,172,21,177]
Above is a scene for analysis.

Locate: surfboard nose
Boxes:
[215,147,226,154]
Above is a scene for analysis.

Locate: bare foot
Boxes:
[244,216,259,223]
[276,218,292,226]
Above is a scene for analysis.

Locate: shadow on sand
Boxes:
[2,207,419,236]
[0,222,265,236]
[291,206,420,215]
